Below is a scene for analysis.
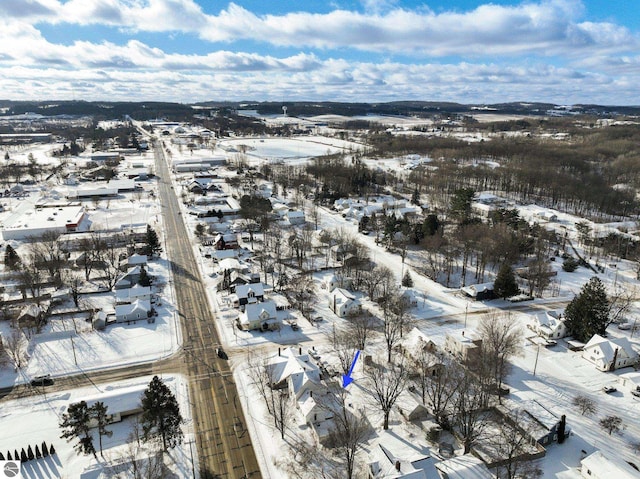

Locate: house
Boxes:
[396,389,430,421]
[581,450,640,479]
[444,332,482,364]
[368,430,440,479]
[582,334,638,371]
[233,283,265,309]
[238,300,278,331]
[328,288,361,317]
[124,253,148,268]
[115,286,152,305]
[267,347,322,392]
[530,310,568,340]
[17,304,45,328]
[81,385,146,426]
[284,210,305,226]
[114,265,144,290]
[461,283,495,301]
[435,454,493,479]
[214,233,239,250]
[618,371,640,393]
[505,400,570,447]
[400,327,439,362]
[114,299,151,323]
[325,273,352,292]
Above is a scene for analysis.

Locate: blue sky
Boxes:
[0,1,638,104]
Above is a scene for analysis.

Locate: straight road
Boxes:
[152,139,261,479]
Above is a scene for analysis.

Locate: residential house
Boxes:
[368,430,440,479]
[115,286,152,305]
[530,310,568,340]
[238,300,278,331]
[444,332,482,364]
[582,334,638,371]
[82,385,145,426]
[461,283,495,301]
[581,450,640,479]
[17,304,45,328]
[503,400,570,447]
[122,253,148,270]
[114,299,151,323]
[435,454,493,479]
[328,288,361,317]
[214,233,239,250]
[267,347,322,397]
[284,210,305,226]
[233,283,265,309]
[114,265,144,290]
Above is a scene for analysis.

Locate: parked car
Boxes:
[618,322,632,330]
[631,388,640,398]
[602,385,617,394]
[216,347,228,360]
[290,322,299,331]
[545,340,557,347]
[30,374,54,387]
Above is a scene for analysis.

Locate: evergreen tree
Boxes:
[422,214,440,237]
[141,376,184,451]
[35,445,41,459]
[144,225,162,257]
[91,401,113,458]
[450,188,475,222]
[59,401,97,459]
[4,244,21,271]
[411,187,420,206]
[565,277,610,342]
[49,444,56,455]
[493,263,519,299]
[7,451,12,460]
[20,448,27,462]
[41,441,49,457]
[27,445,34,461]
[14,450,18,461]
[138,266,152,287]
[401,271,414,288]
[0,452,4,460]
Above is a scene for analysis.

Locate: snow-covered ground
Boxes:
[2,131,640,478]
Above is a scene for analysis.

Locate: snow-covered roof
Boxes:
[584,334,637,361]
[115,299,151,316]
[581,450,640,479]
[235,283,265,298]
[242,300,277,322]
[268,348,321,386]
[435,454,493,479]
[368,430,439,479]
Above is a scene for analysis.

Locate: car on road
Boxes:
[545,340,557,347]
[618,322,632,330]
[216,347,228,360]
[30,375,54,387]
[632,389,640,398]
[602,385,617,394]
[290,322,299,331]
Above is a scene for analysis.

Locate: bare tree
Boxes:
[324,387,370,479]
[28,231,67,285]
[360,265,394,301]
[331,325,357,376]
[454,368,490,454]
[423,355,460,427]
[346,311,377,351]
[572,395,597,417]
[490,409,543,479]
[478,311,522,393]
[366,360,408,430]
[381,296,413,363]
[4,327,26,369]
[600,415,623,436]
[284,273,316,319]
[97,238,124,290]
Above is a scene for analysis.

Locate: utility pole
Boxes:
[533,343,541,376]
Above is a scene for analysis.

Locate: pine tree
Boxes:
[20,448,27,462]
[91,401,113,458]
[493,263,519,299]
[144,225,162,257]
[565,277,610,342]
[27,445,34,461]
[141,375,184,451]
[411,187,420,206]
[14,450,18,461]
[4,244,21,271]
[49,444,56,455]
[138,266,152,287]
[401,271,414,288]
[41,441,49,457]
[59,401,97,458]
[7,451,11,460]
[35,445,41,459]
[0,451,5,460]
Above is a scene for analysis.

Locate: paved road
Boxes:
[152,139,261,479]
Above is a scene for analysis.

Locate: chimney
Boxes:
[395,460,401,472]
[611,347,619,372]
[299,347,302,355]
[278,347,281,356]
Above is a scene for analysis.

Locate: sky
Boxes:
[0,0,639,105]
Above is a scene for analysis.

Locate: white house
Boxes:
[328,288,360,317]
[368,430,440,479]
[115,285,152,305]
[114,299,151,323]
[582,334,638,371]
[284,210,305,226]
[435,454,493,479]
[444,331,482,364]
[267,347,322,396]
[530,310,568,340]
[581,450,640,479]
[238,300,278,331]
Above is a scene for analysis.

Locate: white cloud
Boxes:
[0,0,636,58]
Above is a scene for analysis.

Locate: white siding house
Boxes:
[582,334,638,371]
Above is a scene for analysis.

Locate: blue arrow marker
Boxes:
[342,350,361,388]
